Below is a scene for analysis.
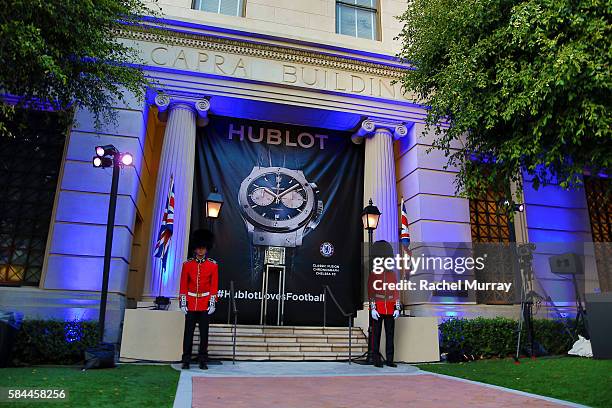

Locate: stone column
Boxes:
[143,95,210,298]
[353,119,408,243]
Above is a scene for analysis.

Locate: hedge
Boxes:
[439,317,580,360]
[7,317,580,365]
[9,320,99,366]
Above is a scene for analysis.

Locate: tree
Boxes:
[0,0,159,137]
[397,0,611,198]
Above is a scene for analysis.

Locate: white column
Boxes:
[364,128,398,242]
[143,97,208,298]
[355,119,408,243]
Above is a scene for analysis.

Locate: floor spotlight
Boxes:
[93,156,112,168]
[120,152,134,166]
[500,199,524,213]
[95,145,117,157]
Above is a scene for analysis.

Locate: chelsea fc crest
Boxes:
[320,242,334,258]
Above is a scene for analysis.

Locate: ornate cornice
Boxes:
[117,26,408,79]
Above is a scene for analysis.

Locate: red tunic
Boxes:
[367,269,400,315]
[179,257,218,312]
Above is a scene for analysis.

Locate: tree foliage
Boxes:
[398,0,611,197]
[0,0,159,137]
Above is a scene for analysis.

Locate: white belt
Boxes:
[188,291,210,298]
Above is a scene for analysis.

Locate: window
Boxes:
[469,189,516,304]
[336,0,378,40]
[584,176,612,292]
[0,110,68,286]
[193,0,244,17]
[469,190,512,244]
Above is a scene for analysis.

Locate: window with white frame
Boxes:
[193,0,244,17]
[336,0,378,40]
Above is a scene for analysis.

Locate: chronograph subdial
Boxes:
[250,187,275,206]
[238,166,322,247]
[281,190,305,209]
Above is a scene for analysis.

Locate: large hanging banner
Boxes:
[191,116,364,326]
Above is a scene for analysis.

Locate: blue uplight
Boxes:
[64,320,83,343]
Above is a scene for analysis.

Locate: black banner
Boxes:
[191,116,364,326]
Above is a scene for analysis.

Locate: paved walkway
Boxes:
[171,362,587,408]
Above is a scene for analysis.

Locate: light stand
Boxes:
[570,274,589,338]
[548,253,590,340]
[514,243,538,363]
[99,160,119,343]
[93,145,133,343]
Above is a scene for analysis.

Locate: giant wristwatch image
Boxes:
[238,166,324,247]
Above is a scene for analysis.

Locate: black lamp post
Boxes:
[357,198,381,365]
[93,144,133,343]
[361,198,382,300]
[361,198,381,244]
[205,187,224,228]
[205,187,224,218]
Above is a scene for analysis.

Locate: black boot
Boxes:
[199,361,208,370]
[374,357,384,368]
[181,362,190,370]
[386,362,397,368]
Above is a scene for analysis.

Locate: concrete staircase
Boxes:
[193,324,368,361]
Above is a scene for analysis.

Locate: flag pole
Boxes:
[158,258,164,299]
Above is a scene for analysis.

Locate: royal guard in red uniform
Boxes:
[179,229,218,370]
[367,240,401,368]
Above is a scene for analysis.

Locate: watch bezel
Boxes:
[238,166,316,231]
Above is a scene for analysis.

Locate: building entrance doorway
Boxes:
[260,247,286,326]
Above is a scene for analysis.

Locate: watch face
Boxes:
[247,172,307,221]
[239,167,316,231]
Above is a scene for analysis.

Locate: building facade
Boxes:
[1,0,609,341]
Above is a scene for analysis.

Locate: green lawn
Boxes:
[0,364,179,407]
[417,356,612,408]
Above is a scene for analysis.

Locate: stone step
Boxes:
[195,324,367,361]
[206,350,363,361]
[207,340,367,347]
[210,323,359,331]
[208,326,363,336]
[208,347,368,354]
[199,331,364,340]
[201,333,365,343]
[208,342,368,353]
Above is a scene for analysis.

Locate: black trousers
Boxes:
[372,314,395,363]
[181,311,210,363]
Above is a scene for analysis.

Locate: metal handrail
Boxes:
[229,281,238,364]
[322,284,354,364]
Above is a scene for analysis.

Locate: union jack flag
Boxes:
[400,196,411,248]
[400,196,412,277]
[153,175,174,271]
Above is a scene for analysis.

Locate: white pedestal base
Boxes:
[355,309,440,363]
[120,309,184,361]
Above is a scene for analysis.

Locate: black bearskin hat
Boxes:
[190,229,215,251]
[368,240,395,273]
[371,240,394,259]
